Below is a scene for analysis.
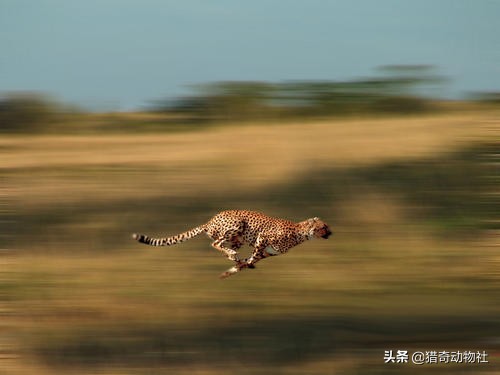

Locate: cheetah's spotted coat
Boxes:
[133,210,332,278]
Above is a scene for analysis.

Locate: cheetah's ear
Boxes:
[307,217,319,224]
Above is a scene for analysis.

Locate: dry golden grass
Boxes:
[2,112,499,374]
[3,112,495,209]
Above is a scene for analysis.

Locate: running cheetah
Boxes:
[132,210,332,279]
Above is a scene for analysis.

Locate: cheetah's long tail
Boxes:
[132,225,206,246]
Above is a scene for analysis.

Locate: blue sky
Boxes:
[1,0,499,110]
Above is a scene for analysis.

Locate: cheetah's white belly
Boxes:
[265,246,280,255]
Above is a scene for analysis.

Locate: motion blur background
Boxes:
[1,1,499,374]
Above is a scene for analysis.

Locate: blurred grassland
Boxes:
[1,111,499,374]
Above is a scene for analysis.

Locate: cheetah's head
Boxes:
[306,217,332,239]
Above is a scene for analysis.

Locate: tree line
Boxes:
[2,65,498,132]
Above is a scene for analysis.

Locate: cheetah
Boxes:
[132,210,332,279]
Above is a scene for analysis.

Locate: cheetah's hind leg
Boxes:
[211,239,241,262]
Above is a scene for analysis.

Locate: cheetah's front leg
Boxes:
[245,247,275,268]
[219,264,240,279]
[218,260,252,279]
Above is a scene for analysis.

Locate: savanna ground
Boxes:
[1,110,499,374]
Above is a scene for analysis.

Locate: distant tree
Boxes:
[275,67,444,116]
[150,65,447,120]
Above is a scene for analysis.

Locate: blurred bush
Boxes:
[469,91,500,105]
[0,93,59,133]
